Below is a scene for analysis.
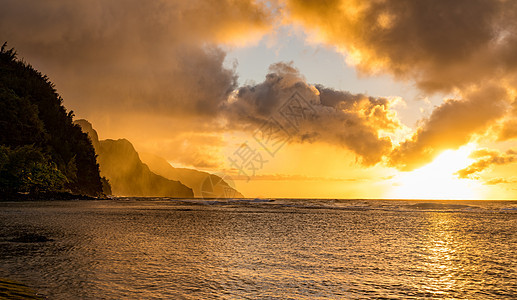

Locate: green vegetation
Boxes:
[0,43,104,197]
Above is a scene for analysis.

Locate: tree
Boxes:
[0,43,103,197]
[0,145,66,194]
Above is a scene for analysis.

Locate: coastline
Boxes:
[0,191,107,201]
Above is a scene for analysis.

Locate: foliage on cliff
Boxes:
[0,43,103,196]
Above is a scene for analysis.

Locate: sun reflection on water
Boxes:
[419,213,459,295]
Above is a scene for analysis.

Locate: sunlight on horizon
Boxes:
[388,145,483,200]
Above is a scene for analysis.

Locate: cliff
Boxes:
[0,44,103,197]
[75,120,193,197]
[139,152,244,198]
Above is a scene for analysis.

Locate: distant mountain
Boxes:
[139,152,244,199]
[97,139,193,197]
[0,44,103,197]
[75,120,193,197]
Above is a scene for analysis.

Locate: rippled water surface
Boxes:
[0,198,515,299]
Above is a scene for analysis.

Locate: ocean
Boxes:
[0,198,515,299]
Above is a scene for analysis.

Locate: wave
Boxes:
[112,197,517,213]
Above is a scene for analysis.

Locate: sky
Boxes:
[2,0,517,199]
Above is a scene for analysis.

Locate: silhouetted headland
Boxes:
[0,43,105,199]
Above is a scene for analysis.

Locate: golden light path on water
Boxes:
[388,144,483,200]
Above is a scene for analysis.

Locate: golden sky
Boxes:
[2,0,517,199]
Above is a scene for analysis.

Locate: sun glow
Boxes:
[388,145,482,200]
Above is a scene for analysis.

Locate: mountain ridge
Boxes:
[139,152,244,198]
[75,119,243,198]
[75,119,193,198]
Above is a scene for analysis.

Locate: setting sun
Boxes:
[388,145,482,200]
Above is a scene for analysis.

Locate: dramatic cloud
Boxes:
[284,0,517,92]
[1,0,405,167]
[224,62,401,165]
[0,0,273,116]
[389,85,509,170]
[282,0,517,171]
[456,148,517,179]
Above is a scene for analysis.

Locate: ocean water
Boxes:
[0,198,515,299]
